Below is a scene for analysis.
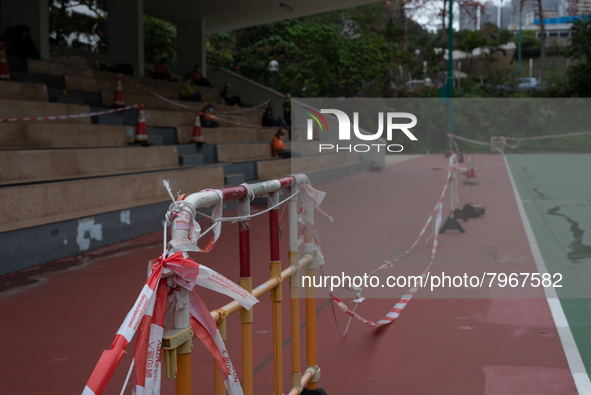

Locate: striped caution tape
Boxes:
[121,77,269,115]
[450,132,591,150]
[120,77,307,130]
[329,166,455,328]
[82,251,258,395]
[446,133,490,146]
[0,104,139,123]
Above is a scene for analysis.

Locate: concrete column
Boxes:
[176,18,206,77]
[107,0,144,77]
[1,0,50,61]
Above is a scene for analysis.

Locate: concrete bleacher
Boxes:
[0,52,367,274]
[0,80,49,102]
[0,146,182,185]
[0,123,133,147]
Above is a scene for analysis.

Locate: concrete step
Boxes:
[0,99,91,124]
[179,153,204,166]
[216,142,272,162]
[0,123,133,148]
[177,126,275,145]
[48,88,103,107]
[0,165,224,233]
[147,126,178,145]
[175,144,198,156]
[175,143,217,163]
[256,152,361,181]
[0,146,181,185]
[224,173,245,187]
[100,89,218,109]
[222,161,259,180]
[55,96,86,105]
[93,114,124,125]
[54,66,218,102]
[11,71,65,89]
[0,80,49,102]
[148,135,164,146]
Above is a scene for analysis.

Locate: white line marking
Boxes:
[503,153,591,393]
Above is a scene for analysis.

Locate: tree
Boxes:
[567,17,591,96]
[49,0,107,53]
[513,30,540,59]
[144,16,177,68]
[537,0,546,86]
[455,30,486,74]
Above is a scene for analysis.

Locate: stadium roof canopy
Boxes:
[144,0,383,34]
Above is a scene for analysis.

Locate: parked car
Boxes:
[405,80,426,91]
[497,77,541,92]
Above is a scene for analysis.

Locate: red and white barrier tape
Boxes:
[0,104,139,123]
[121,77,270,116]
[329,167,455,328]
[450,131,591,150]
[82,251,256,395]
[446,133,490,146]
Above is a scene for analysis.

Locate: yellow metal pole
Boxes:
[305,268,318,390]
[213,317,227,395]
[290,251,302,392]
[240,277,254,395]
[173,288,193,395]
[269,191,283,395]
[238,196,254,395]
[270,259,283,395]
[175,352,192,395]
[288,184,302,392]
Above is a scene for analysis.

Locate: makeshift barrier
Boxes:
[439,153,467,233]
[0,104,139,123]
[83,174,327,395]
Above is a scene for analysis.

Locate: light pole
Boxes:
[445,0,454,152]
[268,60,279,90]
[425,77,433,154]
[517,0,523,77]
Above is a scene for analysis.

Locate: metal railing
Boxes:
[166,174,323,395]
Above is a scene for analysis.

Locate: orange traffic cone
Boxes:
[113,74,124,106]
[0,42,10,80]
[463,155,478,185]
[192,111,203,142]
[135,104,148,143]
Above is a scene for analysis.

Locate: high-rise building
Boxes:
[574,0,591,14]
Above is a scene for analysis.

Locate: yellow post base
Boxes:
[175,352,192,395]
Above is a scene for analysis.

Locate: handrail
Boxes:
[167,173,322,395]
[210,253,314,323]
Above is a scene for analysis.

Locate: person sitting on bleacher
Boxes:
[151,57,176,81]
[282,93,292,128]
[272,129,298,159]
[180,74,203,102]
[200,104,220,128]
[191,64,213,88]
[262,101,287,128]
[220,83,244,107]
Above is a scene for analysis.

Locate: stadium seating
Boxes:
[0,52,365,271]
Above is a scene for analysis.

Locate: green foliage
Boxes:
[513,30,541,59]
[206,33,234,67]
[206,4,438,97]
[144,16,177,68]
[49,0,107,54]
[567,17,591,97]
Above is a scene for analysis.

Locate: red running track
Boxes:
[0,154,577,394]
